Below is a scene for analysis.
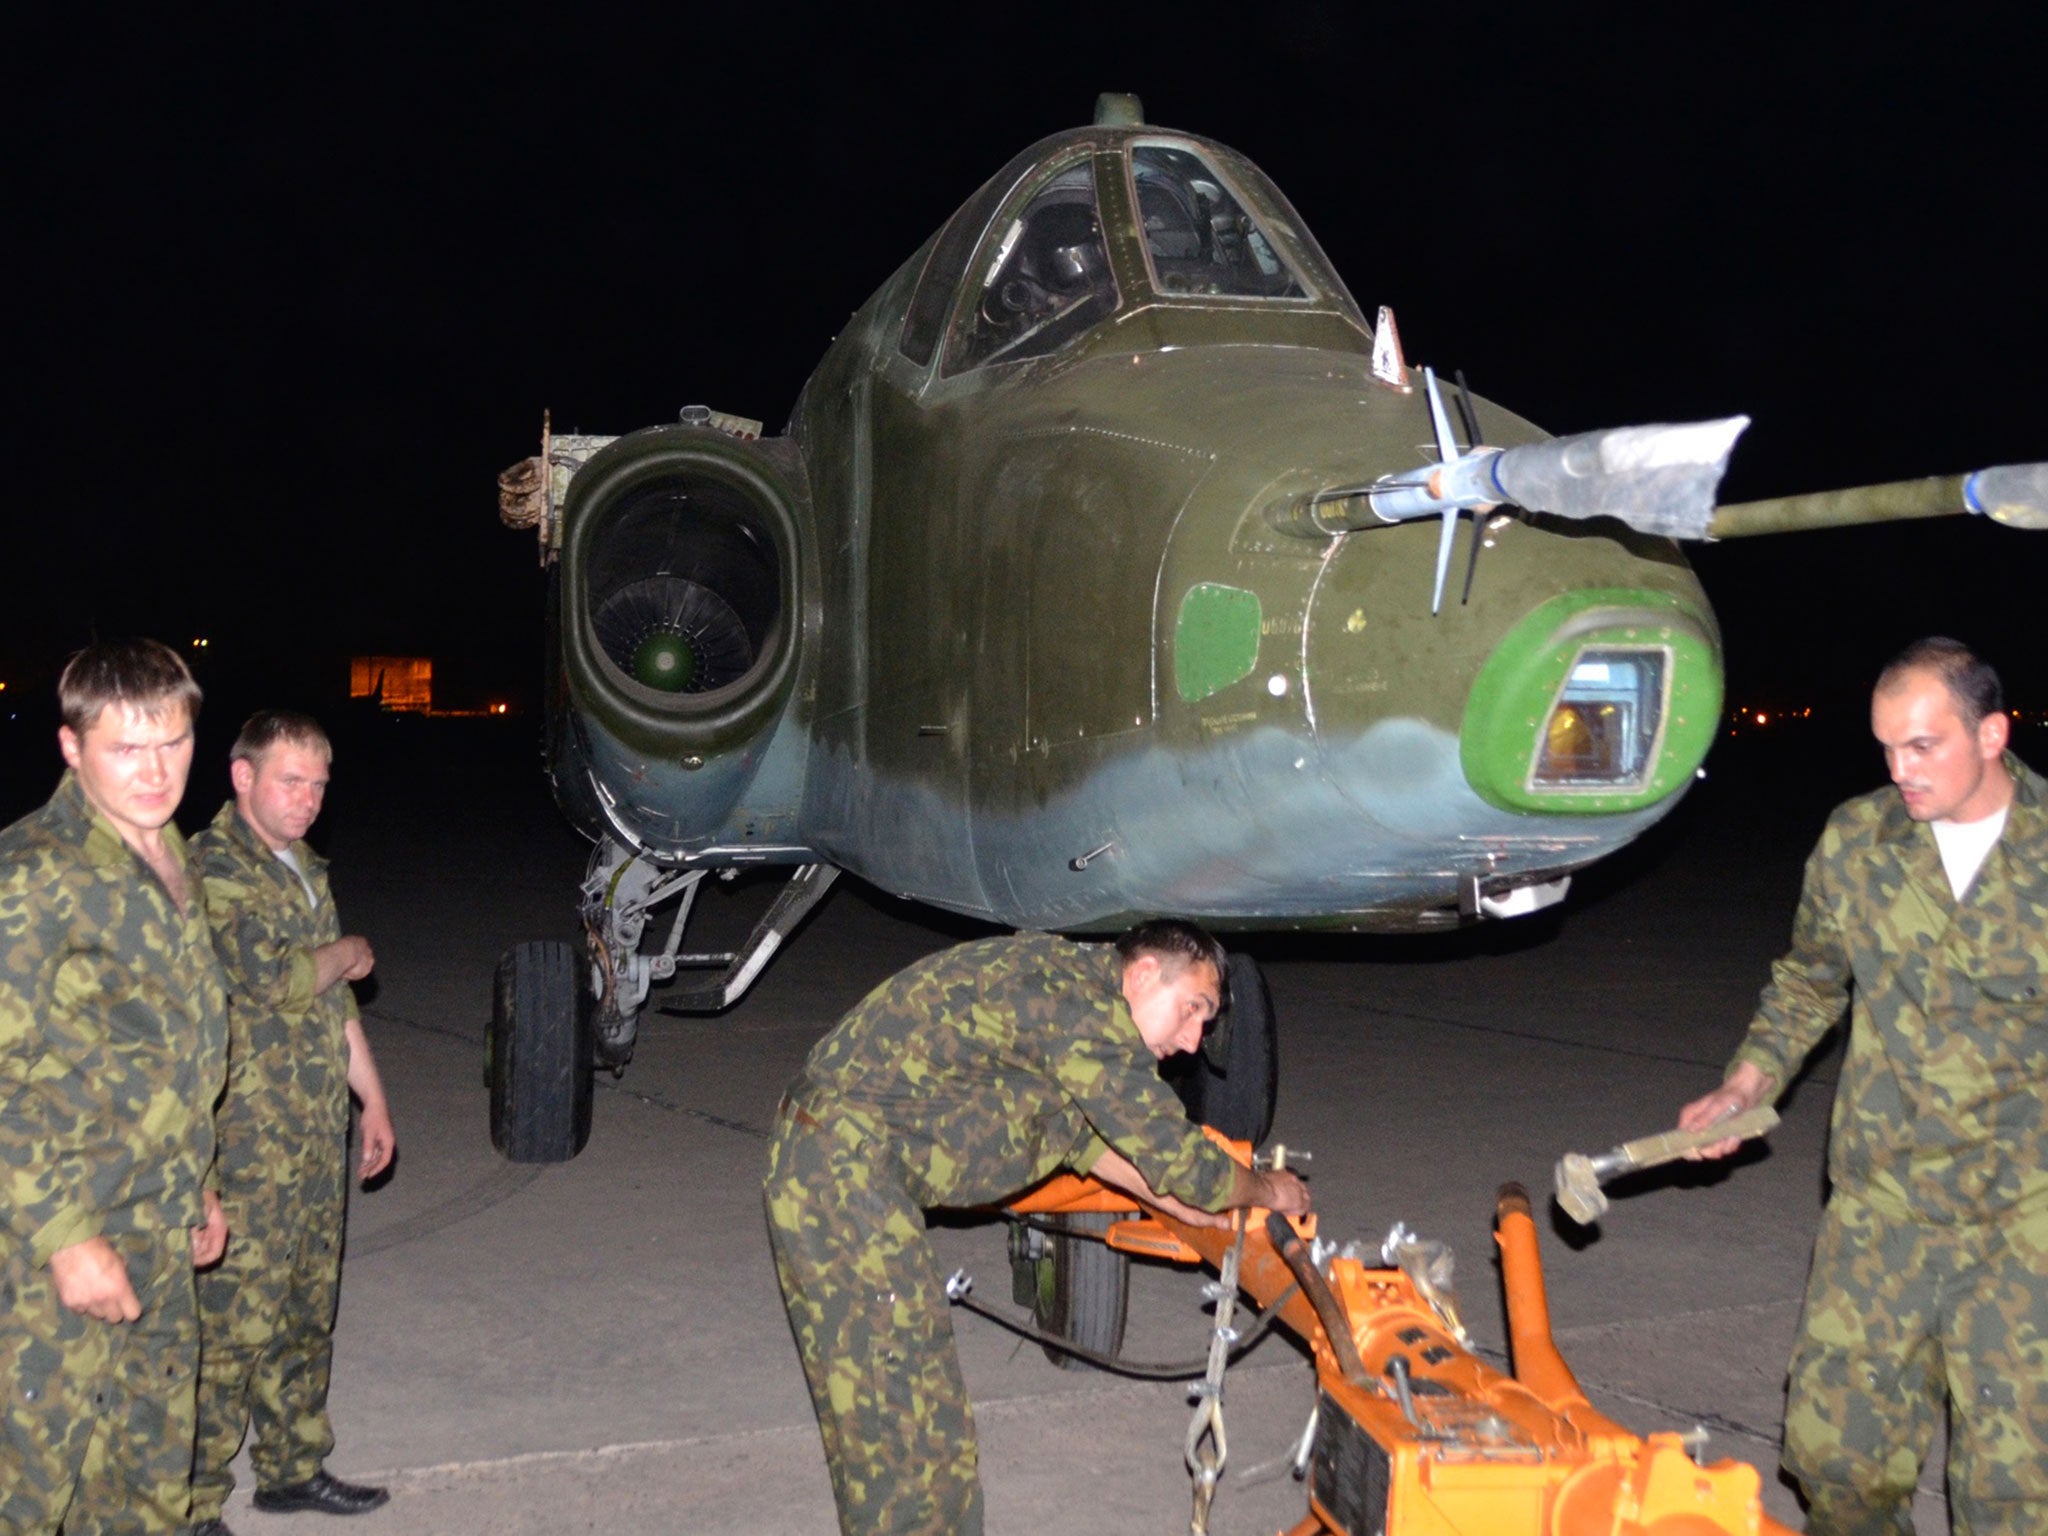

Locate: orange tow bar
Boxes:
[1010,1149,1794,1536]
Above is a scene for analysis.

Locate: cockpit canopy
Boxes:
[1131,144,1306,301]
[897,130,1360,381]
[949,158,1115,373]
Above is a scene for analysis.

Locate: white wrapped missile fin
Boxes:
[1359,415,1749,538]
[1488,417,1751,539]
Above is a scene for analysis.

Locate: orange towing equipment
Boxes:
[1008,1139,1795,1536]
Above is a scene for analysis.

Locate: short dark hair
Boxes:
[1877,637,2004,725]
[58,639,201,735]
[1115,918,1227,981]
[230,710,332,767]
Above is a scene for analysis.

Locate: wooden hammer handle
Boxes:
[1611,1104,1779,1171]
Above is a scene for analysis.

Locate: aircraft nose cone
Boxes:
[1297,516,1722,838]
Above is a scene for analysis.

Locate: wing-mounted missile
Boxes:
[1268,362,2047,610]
[1268,367,1752,612]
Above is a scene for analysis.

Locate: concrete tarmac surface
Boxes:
[186,718,1974,1535]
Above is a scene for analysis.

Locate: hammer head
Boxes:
[1554,1151,1607,1225]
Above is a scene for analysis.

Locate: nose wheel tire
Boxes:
[489,940,595,1163]
[1035,953,1278,1370]
[1162,951,1278,1146]
[1031,1212,1131,1371]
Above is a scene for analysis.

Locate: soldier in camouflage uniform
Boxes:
[1,640,229,1535]
[189,713,394,1534]
[1682,638,2048,1536]
[765,920,1311,1536]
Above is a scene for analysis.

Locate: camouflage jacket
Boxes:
[1732,753,2048,1225]
[786,932,1240,1212]
[193,801,355,1193]
[0,771,227,1266]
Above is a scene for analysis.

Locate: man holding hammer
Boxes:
[1680,637,2048,1536]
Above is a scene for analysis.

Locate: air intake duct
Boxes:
[595,574,754,695]
[559,424,808,764]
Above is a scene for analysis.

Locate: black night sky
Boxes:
[8,6,2046,741]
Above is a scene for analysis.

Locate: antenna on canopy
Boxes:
[1095,93,1144,127]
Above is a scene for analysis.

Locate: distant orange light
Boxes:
[1754,712,1767,725]
[349,656,432,713]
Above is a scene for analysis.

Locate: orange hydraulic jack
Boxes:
[1009,1140,1795,1536]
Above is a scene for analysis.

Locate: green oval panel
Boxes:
[1461,587,1723,814]
[1173,583,1263,703]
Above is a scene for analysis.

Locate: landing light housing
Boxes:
[1461,590,1721,814]
[1532,650,1666,790]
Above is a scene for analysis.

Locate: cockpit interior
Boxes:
[1130,143,1305,300]
[932,139,1314,377]
[954,160,1114,371]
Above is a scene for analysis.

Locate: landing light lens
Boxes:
[1532,650,1667,789]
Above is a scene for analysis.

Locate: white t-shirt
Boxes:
[274,845,319,906]
[1931,804,2008,901]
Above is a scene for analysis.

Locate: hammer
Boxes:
[1554,1105,1779,1225]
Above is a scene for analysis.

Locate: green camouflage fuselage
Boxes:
[542,119,1721,932]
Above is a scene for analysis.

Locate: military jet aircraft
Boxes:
[491,93,2046,1162]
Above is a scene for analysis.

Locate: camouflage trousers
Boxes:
[191,1165,344,1517]
[1785,1191,2048,1536]
[0,1229,198,1536]
[764,1099,983,1536]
